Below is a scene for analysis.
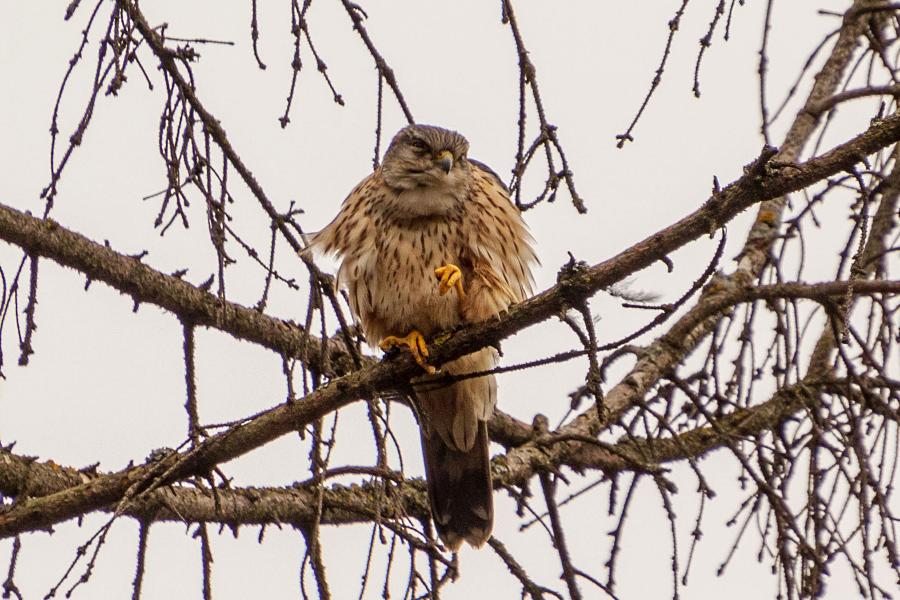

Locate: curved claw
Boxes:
[434,264,466,299]
[379,330,435,374]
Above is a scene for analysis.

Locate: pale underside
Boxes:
[312,154,536,550]
[312,162,536,451]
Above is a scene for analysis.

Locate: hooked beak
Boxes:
[435,150,453,174]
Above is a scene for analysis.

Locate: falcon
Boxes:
[312,124,537,550]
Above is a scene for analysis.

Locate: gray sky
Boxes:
[0,1,879,598]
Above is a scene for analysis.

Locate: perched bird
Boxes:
[312,124,536,550]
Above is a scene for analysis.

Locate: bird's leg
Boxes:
[434,264,466,299]
[379,330,435,374]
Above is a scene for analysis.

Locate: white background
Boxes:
[1,1,883,598]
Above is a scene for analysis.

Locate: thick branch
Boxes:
[614,377,899,466]
[497,279,900,476]
[4,374,894,532]
[493,111,900,485]
[2,52,900,534]
[0,204,352,378]
[0,199,532,449]
[0,448,429,527]
[499,3,880,486]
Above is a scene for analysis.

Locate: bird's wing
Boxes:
[461,160,538,321]
[308,171,380,257]
[309,171,382,332]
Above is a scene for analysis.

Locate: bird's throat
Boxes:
[391,185,462,218]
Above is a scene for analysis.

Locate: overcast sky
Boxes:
[0,1,879,598]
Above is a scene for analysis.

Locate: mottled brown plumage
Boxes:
[312,124,537,550]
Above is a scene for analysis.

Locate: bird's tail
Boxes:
[421,420,493,551]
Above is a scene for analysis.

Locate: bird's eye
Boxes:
[409,138,429,152]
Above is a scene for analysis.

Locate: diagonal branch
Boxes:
[0,198,531,447]
[336,0,415,124]
[2,105,900,535]
[0,447,430,528]
[613,376,900,467]
[0,203,351,378]
[498,1,881,485]
[118,0,361,362]
[3,370,894,533]
[120,0,304,255]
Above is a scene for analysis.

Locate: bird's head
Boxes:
[381,124,471,195]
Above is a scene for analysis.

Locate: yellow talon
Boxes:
[379,330,435,374]
[434,264,466,299]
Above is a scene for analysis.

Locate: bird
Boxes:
[311,124,537,551]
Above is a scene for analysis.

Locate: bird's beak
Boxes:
[436,150,454,174]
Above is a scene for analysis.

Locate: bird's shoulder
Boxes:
[345,168,387,207]
[311,169,386,255]
[466,159,524,224]
[468,159,509,194]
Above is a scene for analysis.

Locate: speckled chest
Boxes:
[365,211,468,336]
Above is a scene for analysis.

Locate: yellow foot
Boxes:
[434,264,466,299]
[379,330,435,374]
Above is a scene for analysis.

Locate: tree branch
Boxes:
[498,2,882,486]
[0,203,352,377]
[2,103,900,535]
[3,369,893,534]
[0,447,429,528]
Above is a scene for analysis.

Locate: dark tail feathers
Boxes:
[421,420,493,551]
